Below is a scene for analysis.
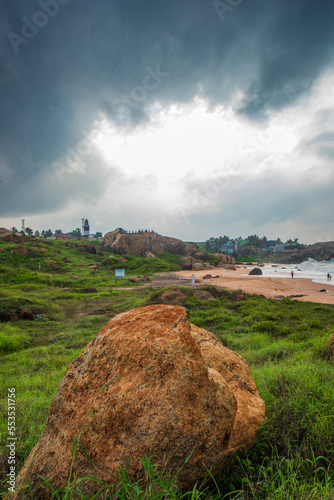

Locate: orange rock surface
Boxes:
[14,305,265,497]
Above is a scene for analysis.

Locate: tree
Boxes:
[25,227,33,236]
[55,229,63,235]
[95,232,102,238]
[11,227,17,234]
[220,235,230,245]
[34,230,40,237]
[260,236,267,247]
[70,228,82,239]
[247,234,260,247]
[42,229,53,238]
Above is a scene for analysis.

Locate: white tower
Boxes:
[82,218,90,237]
[21,219,25,231]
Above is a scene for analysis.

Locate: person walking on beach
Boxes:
[327,273,332,281]
[291,270,294,278]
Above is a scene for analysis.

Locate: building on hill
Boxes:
[273,242,285,252]
[239,239,250,250]
[220,241,234,255]
[56,233,78,240]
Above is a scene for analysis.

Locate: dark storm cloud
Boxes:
[1,0,334,216]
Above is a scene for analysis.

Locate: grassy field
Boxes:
[0,238,334,498]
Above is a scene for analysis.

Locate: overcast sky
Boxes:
[0,0,334,243]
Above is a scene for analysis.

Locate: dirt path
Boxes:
[114,268,334,305]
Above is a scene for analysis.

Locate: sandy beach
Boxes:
[161,266,334,305]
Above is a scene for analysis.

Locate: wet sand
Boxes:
[153,266,334,305]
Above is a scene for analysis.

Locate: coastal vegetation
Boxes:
[0,239,333,498]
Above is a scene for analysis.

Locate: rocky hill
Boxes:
[101,228,201,257]
[271,241,334,264]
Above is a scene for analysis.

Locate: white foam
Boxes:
[258,261,334,286]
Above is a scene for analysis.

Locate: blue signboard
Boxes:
[115,269,125,278]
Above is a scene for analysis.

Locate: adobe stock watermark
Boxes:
[175,111,291,224]
[111,65,169,125]
[52,65,169,182]
[213,0,245,22]
[7,0,71,54]
[176,161,241,224]
[238,112,291,174]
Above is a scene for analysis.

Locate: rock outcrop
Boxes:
[3,233,30,243]
[128,275,151,283]
[101,228,204,259]
[44,259,59,270]
[193,290,217,301]
[14,304,266,498]
[212,253,236,266]
[0,227,11,237]
[271,241,334,264]
[0,308,35,322]
[179,256,213,271]
[11,245,30,255]
[158,288,188,305]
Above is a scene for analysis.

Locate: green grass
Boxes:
[0,239,334,498]
[0,239,185,288]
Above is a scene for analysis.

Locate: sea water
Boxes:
[252,259,334,287]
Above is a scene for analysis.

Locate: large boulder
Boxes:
[14,305,266,497]
[180,256,194,270]
[192,261,206,271]
[11,245,30,255]
[163,236,189,255]
[193,290,217,301]
[158,288,188,305]
[212,253,236,266]
[249,267,263,275]
[179,256,210,271]
[183,243,199,256]
[193,251,207,260]
[78,244,103,255]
